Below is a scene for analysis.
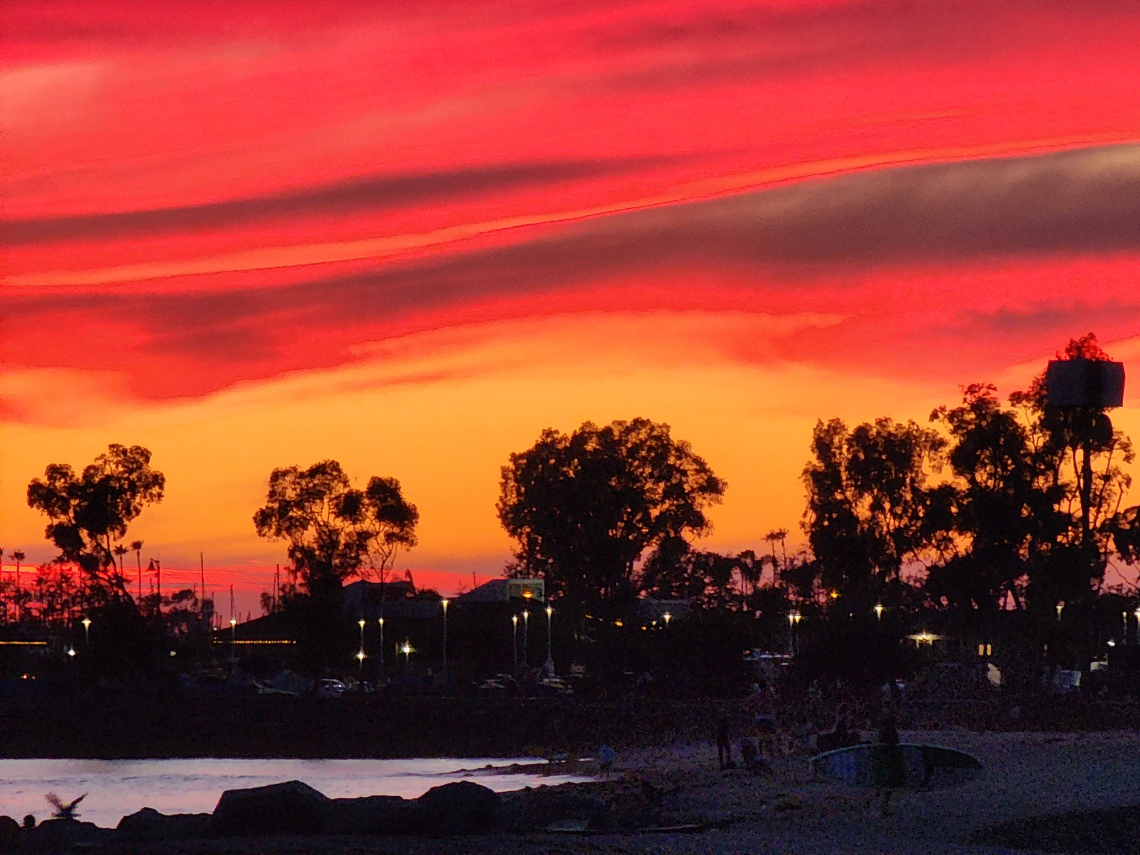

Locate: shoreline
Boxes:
[6,731,1140,852]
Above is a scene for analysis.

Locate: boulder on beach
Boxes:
[417,781,500,835]
[498,785,608,832]
[0,816,19,848]
[205,780,332,838]
[24,818,106,851]
[329,795,424,835]
[117,806,211,840]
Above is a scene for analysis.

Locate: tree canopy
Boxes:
[798,335,1137,628]
[801,416,948,607]
[498,418,725,610]
[253,460,419,599]
[26,444,165,599]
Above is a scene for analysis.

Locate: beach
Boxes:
[37,729,1140,854]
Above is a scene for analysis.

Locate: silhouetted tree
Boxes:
[1109,506,1140,565]
[498,418,725,612]
[927,338,1136,622]
[26,444,165,601]
[129,540,144,602]
[801,417,947,609]
[925,383,1067,617]
[763,528,789,586]
[10,550,25,620]
[253,460,419,600]
[639,537,743,609]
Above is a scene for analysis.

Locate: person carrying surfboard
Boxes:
[873,709,906,817]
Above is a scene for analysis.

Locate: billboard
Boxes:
[1045,359,1125,408]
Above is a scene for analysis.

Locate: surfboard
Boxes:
[810,743,983,790]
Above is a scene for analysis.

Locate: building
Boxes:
[455,578,545,604]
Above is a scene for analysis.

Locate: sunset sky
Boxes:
[3,0,1140,616]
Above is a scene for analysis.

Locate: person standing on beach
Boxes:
[716,715,733,770]
[873,709,906,817]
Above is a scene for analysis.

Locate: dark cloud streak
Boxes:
[6,143,1140,393]
[0,157,684,246]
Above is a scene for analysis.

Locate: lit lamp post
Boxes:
[663,612,672,627]
[787,610,801,654]
[441,599,449,673]
[544,605,554,674]
[401,641,413,672]
[1134,609,1140,646]
[81,617,91,644]
[522,610,529,670]
[1056,602,1064,621]
[229,617,237,664]
[511,614,519,671]
[378,617,385,678]
[358,619,366,672]
[874,603,884,621]
[67,647,76,659]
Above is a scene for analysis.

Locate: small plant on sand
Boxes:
[45,793,87,821]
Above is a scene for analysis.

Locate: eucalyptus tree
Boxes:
[26,444,165,601]
[498,418,725,612]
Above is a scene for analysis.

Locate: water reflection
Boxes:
[0,758,590,828]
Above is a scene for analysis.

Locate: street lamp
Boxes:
[544,605,554,674]
[81,617,91,644]
[1133,608,1140,646]
[787,610,801,655]
[522,610,529,669]
[67,647,76,659]
[358,619,366,671]
[663,612,672,627]
[378,617,385,678]
[874,603,883,621]
[401,640,413,671]
[1056,601,1064,621]
[441,599,449,673]
[512,614,519,671]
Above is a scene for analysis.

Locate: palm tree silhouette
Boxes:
[130,541,144,603]
[113,544,129,579]
[763,529,789,588]
[12,550,25,620]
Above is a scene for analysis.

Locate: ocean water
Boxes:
[0,757,592,828]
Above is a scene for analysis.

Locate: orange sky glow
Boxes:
[3,0,1140,616]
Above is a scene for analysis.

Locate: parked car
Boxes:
[317,678,346,698]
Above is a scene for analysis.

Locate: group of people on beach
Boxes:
[715,686,905,817]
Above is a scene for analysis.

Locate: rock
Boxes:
[24,819,105,851]
[117,806,211,840]
[417,781,499,835]
[205,780,331,838]
[329,796,424,835]
[497,785,609,833]
[605,786,654,830]
[0,816,19,848]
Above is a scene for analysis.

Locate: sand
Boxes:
[90,729,1140,854]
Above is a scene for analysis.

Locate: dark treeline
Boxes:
[5,333,1139,697]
